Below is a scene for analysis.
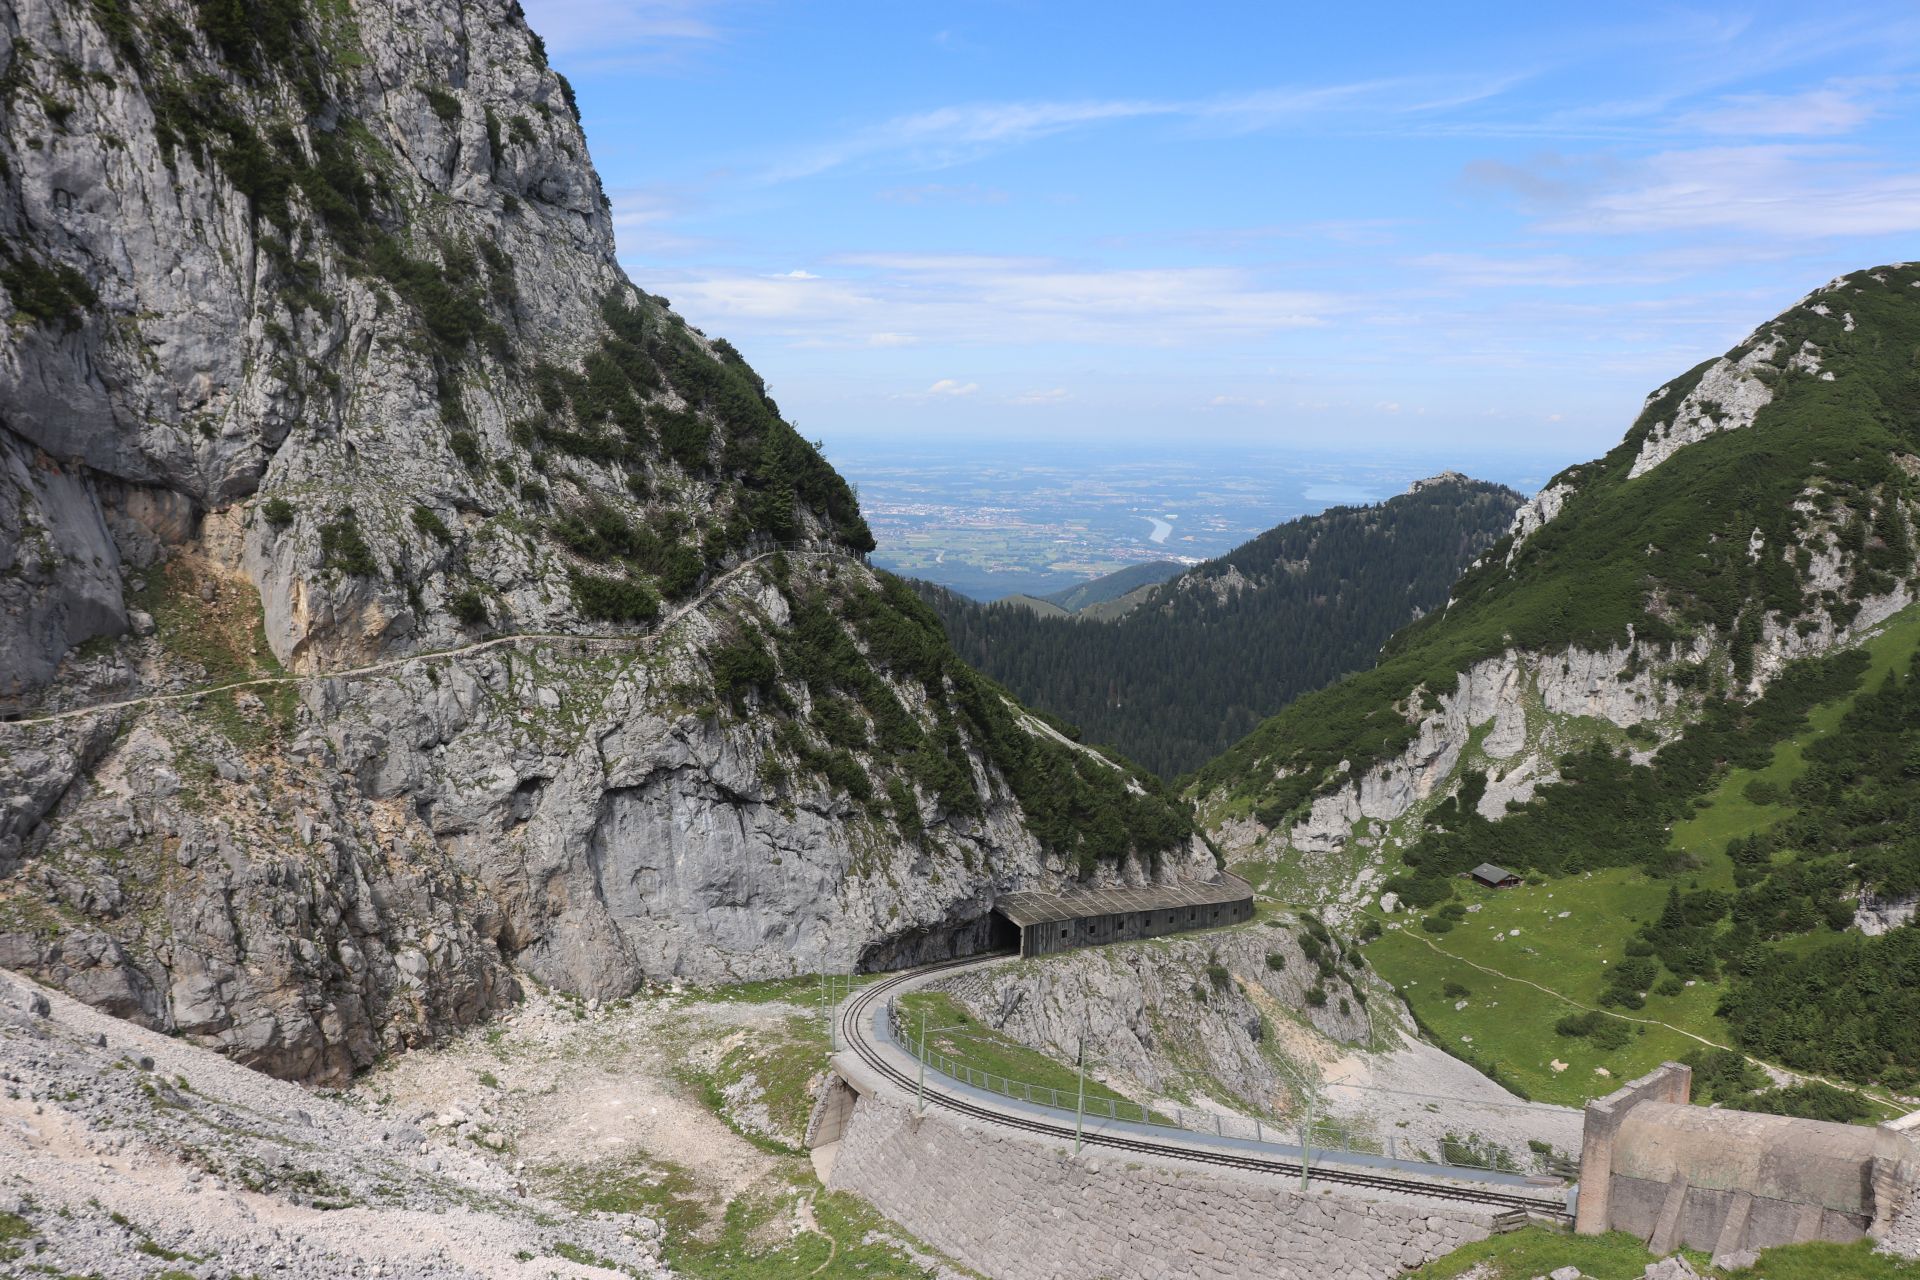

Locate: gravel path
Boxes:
[0,969,672,1279]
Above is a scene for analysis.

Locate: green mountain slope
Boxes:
[915,475,1522,778]
[1042,559,1186,613]
[1191,262,1920,1107]
[1196,264,1920,831]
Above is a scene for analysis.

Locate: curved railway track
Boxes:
[839,955,1572,1219]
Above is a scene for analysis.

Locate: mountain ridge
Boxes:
[1188,261,1920,1104]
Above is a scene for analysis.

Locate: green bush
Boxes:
[448,589,487,626]
[1305,986,1328,1008]
[1265,952,1286,971]
[319,509,379,578]
[421,84,460,121]
[260,497,295,528]
[1442,980,1471,999]
[568,569,658,624]
[711,634,777,706]
[411,504,452,544]
[1205,962,1231,991]
[0,249,98,330]
[448,431,483,467]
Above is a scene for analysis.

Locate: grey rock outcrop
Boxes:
[0,0,1206,1082]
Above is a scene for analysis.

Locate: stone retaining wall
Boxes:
[826,1090,1498,1280]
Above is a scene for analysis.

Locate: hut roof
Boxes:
[995,874,1253,928]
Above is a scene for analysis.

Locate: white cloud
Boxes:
[518,0,723,66]
[1410,252,1669,288]
[770,98,1163,181]
[1549,146,1920,237]
[1010,388,1070,404]
[867,332,919,347]
[1680,86,1877,137]
[656,253,1333,347]
[765,74,1526,181]
[927,379,979,397]
[776,269,819,279]
[1468,145,1920,238]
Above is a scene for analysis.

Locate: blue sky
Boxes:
[521,1,1920,470]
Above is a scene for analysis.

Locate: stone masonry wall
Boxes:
[826,1091,1497,1280]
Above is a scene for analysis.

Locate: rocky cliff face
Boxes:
[1196,264,1920,899]
[0,0,1205,1083]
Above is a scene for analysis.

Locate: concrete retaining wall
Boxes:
[826,1090,1498,1280]
[1575,1061,1920,1258]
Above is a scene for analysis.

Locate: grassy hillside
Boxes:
[1196,264,1920,1110]
[1042,559,1185,614]
[1358,602,1920,1109]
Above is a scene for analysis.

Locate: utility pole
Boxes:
[916,1004,930,1115]
[1299,1094,1314,1193]
[1075,1036,1088,1156]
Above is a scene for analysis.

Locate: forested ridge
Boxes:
[914,475,1523,778]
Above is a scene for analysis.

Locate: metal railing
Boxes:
[886,998,1571,1179]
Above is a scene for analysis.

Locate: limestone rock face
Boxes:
[936,927,1373,1116]
[0,0,1206,1082]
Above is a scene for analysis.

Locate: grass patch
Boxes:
[1368,872,1720,1105]
[894,990,1149,1116]
[1414,1228,1920,1280]
[1409,1227,1673,1279]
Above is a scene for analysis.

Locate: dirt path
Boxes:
[1,547,853,730]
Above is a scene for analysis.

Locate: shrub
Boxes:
[260,497,295,528]
[711,634,777,706]
[1442,980,1471,999]
[448,589,487,626]
[1265,952,1286,971]
[568,569,658,623]
[422,84,461,121]
[411,505,452,544]
[0,249,98,330]
[1205,962,1231,991]
[319,510,379,578]
[448,431,483,467]
[1305,986,1328,1008]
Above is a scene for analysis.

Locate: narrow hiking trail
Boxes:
[1,547,855,732]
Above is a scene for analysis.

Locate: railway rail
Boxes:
[837,954,1573,1220]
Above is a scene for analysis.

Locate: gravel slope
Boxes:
[0,969,671,1279]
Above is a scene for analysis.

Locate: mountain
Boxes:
[1189,263,1920,1104]
[915,475,1523,778]
[0,0,1201,1083]
[1041,559,1186,615]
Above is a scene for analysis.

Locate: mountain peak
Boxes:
[1407,470,1471,493]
